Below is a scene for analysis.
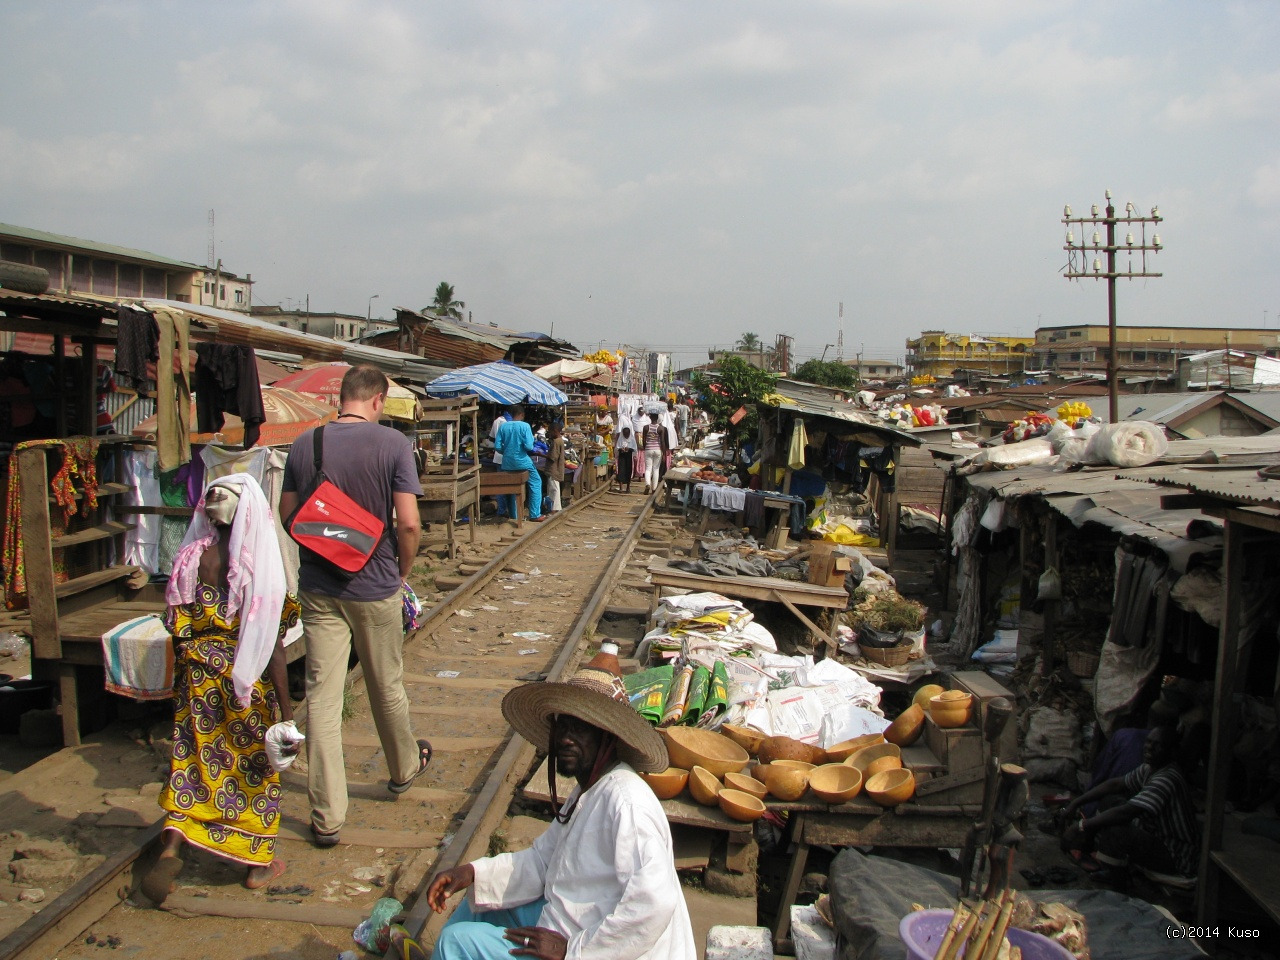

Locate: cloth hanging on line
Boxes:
[153,308,192,470]
[788,420,808,470]
[194,343,265,448]
[114,305,159,394]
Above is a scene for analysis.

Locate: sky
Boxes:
[4,2,1280,374]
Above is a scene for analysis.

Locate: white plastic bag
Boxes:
[1083,421,1168,468]
[264,720,306,772]
[1037,566,1062,601]
[985,437,1055,469]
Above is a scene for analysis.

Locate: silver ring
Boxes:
[524,936,530,946]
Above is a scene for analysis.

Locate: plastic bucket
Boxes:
[0,679,54,735]
[899,909,1074,960]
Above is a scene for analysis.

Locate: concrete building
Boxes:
[1031,324,1280,379]
[251,305,394,341]
[843,358,905,381]
[905,331,1034,380]
[0,222,252,310]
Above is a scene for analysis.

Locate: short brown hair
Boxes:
[340,364,389,403]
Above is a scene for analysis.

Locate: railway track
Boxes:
[0,485,675,960]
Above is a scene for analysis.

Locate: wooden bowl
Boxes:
[912,684,946,711]
[845,741,901,774]
[718,788,767,822]
[808,763,863,804]
[865,767,916,807]
[758,735,824,766]
[759,760,814,801]
[822,733,885,763]
[719,724,767,756]
[662,727,749,778]
[639,766,689,800]
[933,689,973,707]
[929,694,971,728]
[688,765,722,806]
[864,755,903,778]
[723,771,768,800]
[884,704,925,747]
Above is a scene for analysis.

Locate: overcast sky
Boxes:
[4,2,1280,372]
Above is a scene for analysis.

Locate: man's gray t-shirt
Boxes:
[283,421,423,601]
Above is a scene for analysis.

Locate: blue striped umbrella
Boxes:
[424,361,568,406]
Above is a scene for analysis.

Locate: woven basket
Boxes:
[1067,651,1100,678]
[862,641,913,667]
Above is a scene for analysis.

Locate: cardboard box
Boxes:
[807,543,852,588]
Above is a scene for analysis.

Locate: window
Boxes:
[117,264,141,297]
[1070,331,1083,338]
[219,284,226,300]
[235,289,244,305]
[91,259,116,295]
[204,281,211,294]
[34,250,63,289]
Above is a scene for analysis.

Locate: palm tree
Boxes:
[736,332,761,352]
[426,282,465,319]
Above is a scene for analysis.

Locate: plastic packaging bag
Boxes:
[972,628,1018,663]
[1083,421,1168,468]
[985,437,1054,468]
[264,720,306,772]
[1037,566,1062,601]
[353,898,404,953]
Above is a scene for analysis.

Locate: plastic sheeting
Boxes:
[827,848,1205,960]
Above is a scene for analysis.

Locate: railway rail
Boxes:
[0,485,670,960]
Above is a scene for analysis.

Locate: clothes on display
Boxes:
[114,304,159,394]
[194,343,266,449]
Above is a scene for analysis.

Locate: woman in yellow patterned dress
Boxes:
[142,475,300,903]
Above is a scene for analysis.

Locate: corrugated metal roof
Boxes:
[0,222,199,270]
[1141,464,1280,510]
[762,383,922,447]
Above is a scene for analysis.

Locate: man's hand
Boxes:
[425,863,474,914]
[505,926,567,960]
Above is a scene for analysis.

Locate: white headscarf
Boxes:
[166,474,288,707]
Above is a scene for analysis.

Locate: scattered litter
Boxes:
[479,605,500,612]
[435,671,461,679]
[508,573,529,582]
[352,866,387,885]
[454,609,474,618]
[583,542,598,549]
[503,585,517,591]
[518,649,539,656]
[527,567,541,576]
[513,631,552,641]
[510,600,530,606]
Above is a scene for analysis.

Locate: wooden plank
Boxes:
[53,565,137,599]
[17,449,60,660]
[646,560,848,608]
[49,520,135,549]
[774,593,833,651]
[1197,519,1247,927]
[162,895,380,928]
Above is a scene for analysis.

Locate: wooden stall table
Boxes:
[419,471,479,559]
[660,466,700,514]
[647,559,848,652]
[479,468,528,529]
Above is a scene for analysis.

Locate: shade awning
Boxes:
[425,361,568,406]
[533,359,615,386]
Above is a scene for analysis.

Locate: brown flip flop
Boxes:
[244,858,287,890]
[141,856,184,905]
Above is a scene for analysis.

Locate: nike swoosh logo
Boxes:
[322,527,349,538]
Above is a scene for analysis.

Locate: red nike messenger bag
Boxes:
[286,425,386,574]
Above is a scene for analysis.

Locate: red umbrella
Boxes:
[270,363,351,405]
[132,386,337,446]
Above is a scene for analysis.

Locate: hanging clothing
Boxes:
[788,420,808,470]
[115,305,159,394]
[194,343,265,448]
[160,587,300,867]
[154,308,192,470]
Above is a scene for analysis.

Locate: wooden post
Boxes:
[18,449,60,660]
[1042,511,1059,676]
[1197,518,1247,926]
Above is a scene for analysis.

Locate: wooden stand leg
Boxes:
[773,814,809,950]
[59,663,81,748]
[468,502,477,544]
[446,512,456,560]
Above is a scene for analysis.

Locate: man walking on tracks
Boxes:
[422,646,696,960]
[281,364,432,847]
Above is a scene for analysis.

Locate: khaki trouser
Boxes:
[301,589,419,834]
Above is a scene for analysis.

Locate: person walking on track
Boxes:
[281,364,432,848]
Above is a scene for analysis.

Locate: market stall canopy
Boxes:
[425,360,568,406]
[132,386,337,446]
[760,382,923,448]
[271,362,420,421]
[533,359,614,386]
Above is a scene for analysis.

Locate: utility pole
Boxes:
[1062,191,1163,422]
[836,302,844,362]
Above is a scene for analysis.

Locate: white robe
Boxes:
[469,764,697,960]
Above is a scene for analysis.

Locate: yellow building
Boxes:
[905,331,1035,380]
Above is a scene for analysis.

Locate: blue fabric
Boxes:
[425,361,568,406]
[431,897,547,960]
[496,421,536,472]
[500,468,542,520]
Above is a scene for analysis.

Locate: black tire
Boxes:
[0,260,50,295]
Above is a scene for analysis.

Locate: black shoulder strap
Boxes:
[313,424,325,471]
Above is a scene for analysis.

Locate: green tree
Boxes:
[426,282,465,319]
[736,332,761,352]
[690,355,778,448]
[793,359,858,390]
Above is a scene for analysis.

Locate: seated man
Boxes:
[424,649,696,960]
[1062,725,1200,879]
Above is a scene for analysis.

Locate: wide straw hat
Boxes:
[502,657,668,774]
